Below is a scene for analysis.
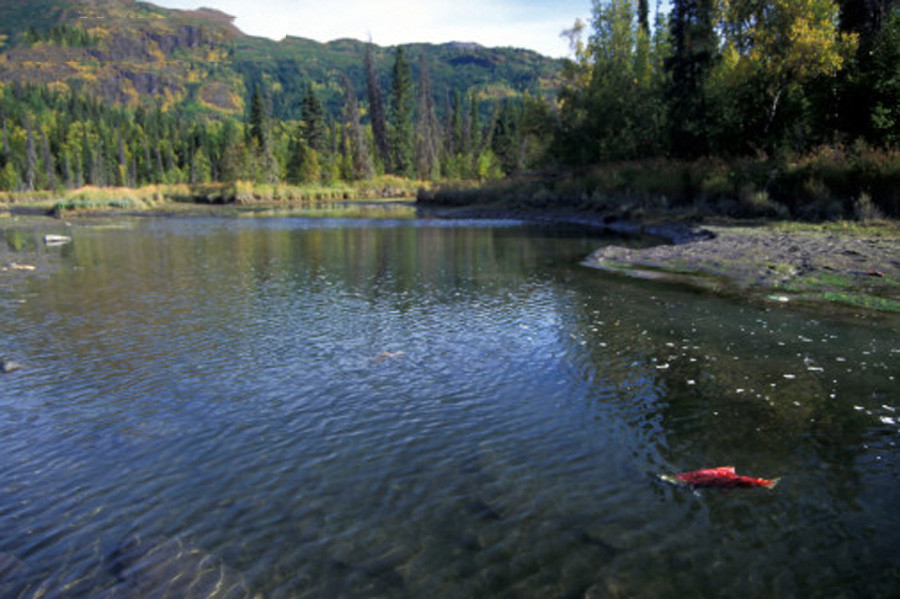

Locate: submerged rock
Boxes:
[1,358,22,373]
[0,552,29,596]
[103,536,259,599]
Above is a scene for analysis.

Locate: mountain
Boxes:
[0,0,562,120]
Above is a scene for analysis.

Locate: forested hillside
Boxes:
[0,0,896,219]
[0,0,562,190]
[0,0,559,118]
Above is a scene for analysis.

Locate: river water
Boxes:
[0,213,897,598]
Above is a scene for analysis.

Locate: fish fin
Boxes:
[765,477,781,489]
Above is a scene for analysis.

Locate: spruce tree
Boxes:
[24,116,37,191]
[365,43,391,172]
[342,74,373,180]
[665,0,718,157]
[388,47,415,177]
[248,84,268,149]
[247,83,278,183]
[415,54,442,180]
[300,83,327,152]
[468,91,481,153]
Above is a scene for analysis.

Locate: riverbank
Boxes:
[416,204,899,313]
[584,220,900,313]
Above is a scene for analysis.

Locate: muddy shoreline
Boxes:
[418,205,899,313]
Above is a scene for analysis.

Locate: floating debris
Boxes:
[370,350,405,363]
[5,263,36,271]
[43,234,71,246]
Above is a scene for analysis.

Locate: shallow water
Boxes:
[0,215,897,598]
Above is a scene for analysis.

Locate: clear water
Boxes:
[0,216,897,598]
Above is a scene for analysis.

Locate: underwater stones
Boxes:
[463,498,503,522]
[104,536,259,599]
[0,552,29,596]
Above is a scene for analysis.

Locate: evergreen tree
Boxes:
[467,91,481,154]
[40,126,55,189]
[452,90,464,156]
[24,116,37,191]
[300,83,328,152]
[388,47,415,177]
[415,54,442,180]
[1,110,9,163]
[638,0,650,33]
[116,131,127,187]
[491,100,523,175]
[247,83,278,183]
[341,74,373,180]
[665,0,718,157]
[443,89,455,157]
[365,42,391,172]
[837,0,898,143]
[248,84,268,149]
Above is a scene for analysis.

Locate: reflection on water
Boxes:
[0,216,897,598]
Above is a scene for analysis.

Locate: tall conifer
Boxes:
[365,43,391,172]
[342,74,373,180]
[415,54,442,180]
[389,47,415,177]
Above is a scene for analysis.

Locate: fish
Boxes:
[658,466,779,489]
[369,350,405,363]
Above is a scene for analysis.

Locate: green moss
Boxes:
[816,292,900,312]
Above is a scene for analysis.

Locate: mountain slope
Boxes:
[0,0,244,112]
[0,0,562,119]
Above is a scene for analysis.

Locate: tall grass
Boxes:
[0,177,429,215]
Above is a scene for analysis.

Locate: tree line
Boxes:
[555,0,897,163]
[0,43,553,192]
[0,0,896,193]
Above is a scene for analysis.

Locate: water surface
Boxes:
[0,216,897,598]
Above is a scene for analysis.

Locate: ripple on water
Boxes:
[0,218,897,597]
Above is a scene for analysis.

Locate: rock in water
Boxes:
[104,536,259,599]
[1,358,22,373]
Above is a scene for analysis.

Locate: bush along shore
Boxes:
[418,153,900,314]
[418,149,899,221]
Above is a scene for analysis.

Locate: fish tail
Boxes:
[765,477,781,489]
[656,473,686,486]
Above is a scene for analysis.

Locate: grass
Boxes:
[0,177,429,216]
[814,292,900,312]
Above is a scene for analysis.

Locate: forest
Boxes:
[0,0,897,217]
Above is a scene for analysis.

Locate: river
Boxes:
[0,212,897,598]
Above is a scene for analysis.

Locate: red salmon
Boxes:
[659,466,779,489]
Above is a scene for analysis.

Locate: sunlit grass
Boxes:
[0,177,429,216]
